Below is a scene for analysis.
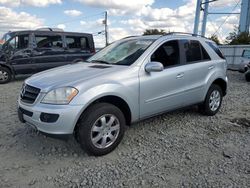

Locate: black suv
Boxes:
[0,28,95,84]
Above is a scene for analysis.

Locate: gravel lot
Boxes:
[0,71,249,188]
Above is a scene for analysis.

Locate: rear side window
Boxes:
[66,36,89,49]
[182,40,211,63]
[35,35,63,48]
[206,41,225,59]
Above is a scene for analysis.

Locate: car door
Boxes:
[32,34,66,73]
[64,35,93,63]
[7,34,35,74]
[139,40,188,118]
[179,39,212,106]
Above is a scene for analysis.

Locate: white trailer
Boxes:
[219,45,250,67]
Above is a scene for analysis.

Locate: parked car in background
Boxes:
[0,28,95,84]
[18,33,228,156]
[239,49,250,73]
[245,62,250,82]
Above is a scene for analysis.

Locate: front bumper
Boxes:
[18,99,83,135]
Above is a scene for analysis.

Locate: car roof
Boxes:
[8,30,93,37]
[121,34,212,43]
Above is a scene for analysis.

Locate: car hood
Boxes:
[26,62,127,92]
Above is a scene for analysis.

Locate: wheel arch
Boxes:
[75,95,132,132]
[211,78,227,96]
[0,62,14,75]
[71,58,83,64]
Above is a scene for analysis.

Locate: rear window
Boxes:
[66,36,89,49]
[242,50,250,58]
[206,41,225,59]
[182,40,211,63]
[35,35,63,48]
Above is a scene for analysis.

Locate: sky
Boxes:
[0,0,242,47]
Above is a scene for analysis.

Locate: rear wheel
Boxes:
[0,66,12,84]
[77,103,126,156]
[199,84,223,116]
[245,70,250,82]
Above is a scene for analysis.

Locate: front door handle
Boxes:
[208,65,215,70]
[176,73,184,78]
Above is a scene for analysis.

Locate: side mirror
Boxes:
[145,61,164,73]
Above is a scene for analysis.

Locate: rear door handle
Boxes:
[208,65,215,70]
[176,73,184,78]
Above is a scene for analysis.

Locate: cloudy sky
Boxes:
[0,0,241,47]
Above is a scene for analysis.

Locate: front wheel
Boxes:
[77,103,126,156]
[0,67,12,84]
[199,84,223,116]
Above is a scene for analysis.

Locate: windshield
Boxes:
[87,38,155,66]
[1,32,12,45]
[242,50,250,58]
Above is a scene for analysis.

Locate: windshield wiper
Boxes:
[89,60,112,65]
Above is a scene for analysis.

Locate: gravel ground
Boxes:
[0,71,249,188]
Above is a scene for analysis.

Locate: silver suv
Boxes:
[18,33,228,156]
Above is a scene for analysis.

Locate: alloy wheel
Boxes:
[91,114,120,149]
[0,70,8,81]
[209,90,221,111]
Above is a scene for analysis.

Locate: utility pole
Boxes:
[104,11,108,46]
[193,0,202,35]
[239,0,250,33]
[201,0,209,36]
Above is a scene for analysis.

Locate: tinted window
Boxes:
[242,50,250,58]
[201,44,211,60]
[183,40,201,62]
[8,35,29,49]
[66,36,88,49]
[35,35,63,48]
[182,40,211,63]
[206,41,225,59]
[151,40,180,68]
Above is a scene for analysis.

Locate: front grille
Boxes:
[20,84,40,104]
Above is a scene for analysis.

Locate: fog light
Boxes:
[40,113,59,123]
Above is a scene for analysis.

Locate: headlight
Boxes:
[41,87,78,105]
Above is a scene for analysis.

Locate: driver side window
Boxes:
[9,37,17,49]
[151,40,180,68]
[8,35,29,50]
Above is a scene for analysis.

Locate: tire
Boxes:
[77,103,126,156]
[245,70,250,82]
[0,66,12,84]
[71,59,83,64]
[199,84,223,116]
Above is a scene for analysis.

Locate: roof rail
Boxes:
[121,35,140,39]
[164,32,208,39]
[35,28,64,32]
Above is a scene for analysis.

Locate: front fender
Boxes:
[0,61,14,74]
[71,83,139,123]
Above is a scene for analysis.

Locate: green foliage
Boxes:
[143,29,166,35]
[209,35,220,45]
[226,27,250,45]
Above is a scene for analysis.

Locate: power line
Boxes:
[207,16,224,41]
[48,12,105,27]
[212,0,240,36]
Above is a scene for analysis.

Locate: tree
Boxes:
[209,35,220,45]
[226,27,250,45]
[143,29,166,35]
